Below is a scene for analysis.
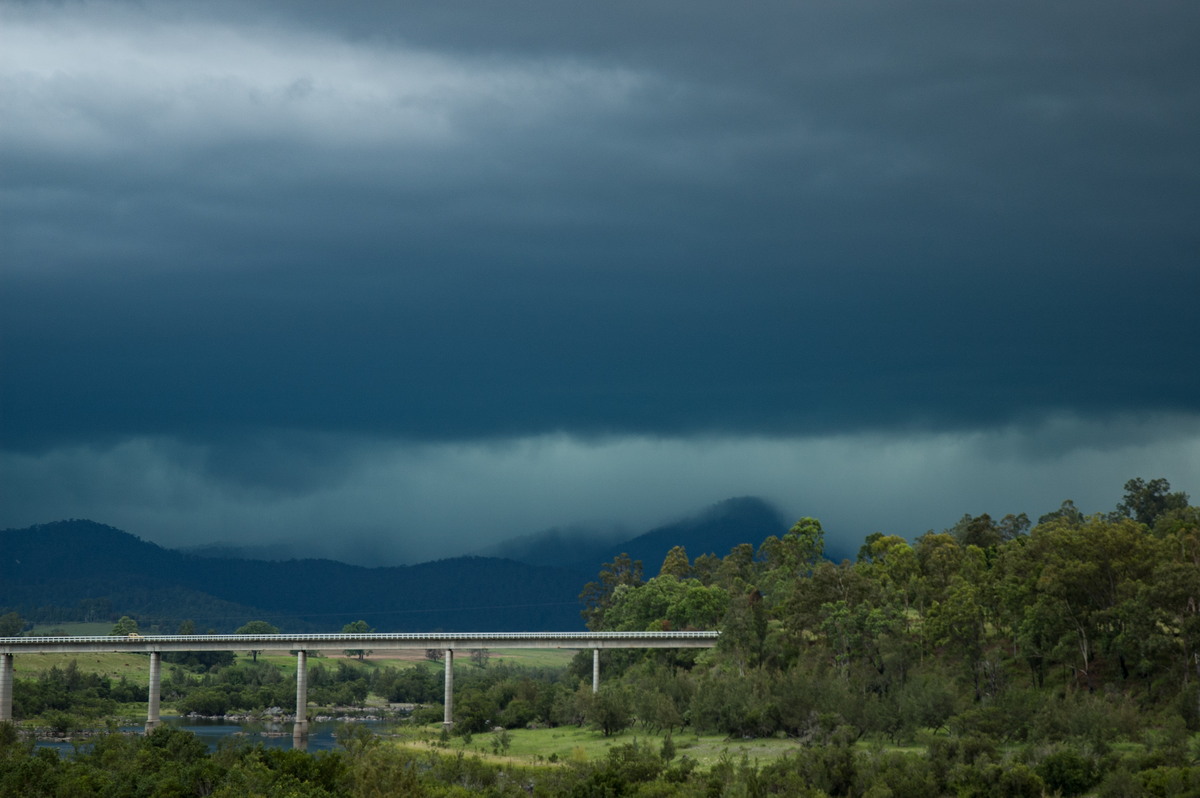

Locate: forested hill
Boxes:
[574,480,1200,752]
[0,520,586,632]
[586,496,792,572]
[474,496,791,570]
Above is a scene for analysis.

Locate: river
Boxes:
[36,716,392,756]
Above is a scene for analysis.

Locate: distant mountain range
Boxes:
[0,497,790,632]
[471,496,790,571]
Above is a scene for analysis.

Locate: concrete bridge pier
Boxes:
[592,649,600,693]
[0,654,13,722]
[293,651,309,744]
[443,649,454,727]
[145,652,161,732]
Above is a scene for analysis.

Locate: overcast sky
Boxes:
[2,0,1198,565]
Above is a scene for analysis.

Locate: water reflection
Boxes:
[36,716,390,756]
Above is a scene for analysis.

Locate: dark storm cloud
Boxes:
[2,418,1197,563]
[1,0,1198,559]
[3,246,1197,451]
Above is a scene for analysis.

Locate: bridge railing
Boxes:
[1,630,719,646]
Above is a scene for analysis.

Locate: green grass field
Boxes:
[12,652,153,684]
[392,724,801,767]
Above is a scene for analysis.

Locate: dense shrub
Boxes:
[1035,746,1099,797]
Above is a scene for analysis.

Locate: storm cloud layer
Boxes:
[2,0,1198,561]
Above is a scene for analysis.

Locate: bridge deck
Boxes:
[0,630,719,655]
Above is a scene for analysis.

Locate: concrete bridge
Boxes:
[0,631,718,743]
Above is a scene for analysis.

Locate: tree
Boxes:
[589,685,633,736]
[998,512,1031,541]
[1023,515,1156,689]
[659,546,691,579]
[236,620,280,662]
[926,577,989,699]
[947,512,1028,548]
[165,619,234,669]
[692,553,722,585]
[580,553,645,629]
[1116,477,1189,528]
[761,517,825,577]
[236,620,280,635]
[719,589,768,672]
[0,611,24,637]
[857,534,919,610]
[1038,499,1084,527]
[111,616,139,636]
[718,543,758,587]
[342,620,373,661]
[756,517,826,615]
[601,576,729,632]
[914,533,966,609]
[948,513,1003,549]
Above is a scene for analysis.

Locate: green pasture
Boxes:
[12,652,153,684]
[394,724,801,767]
[483,648,577,668]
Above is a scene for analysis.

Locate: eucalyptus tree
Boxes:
[235,620,279,662]
[341,620,374,661]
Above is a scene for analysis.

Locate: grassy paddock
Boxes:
[392,724,801,768]
[12,652,153,684]
[482,648,577,668]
